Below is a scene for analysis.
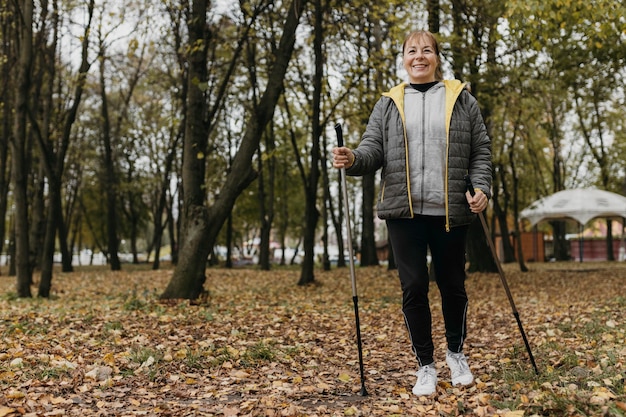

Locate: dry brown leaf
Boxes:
[0,407,15,417]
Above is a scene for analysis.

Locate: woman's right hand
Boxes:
[332,147,354,169]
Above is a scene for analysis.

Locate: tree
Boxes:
[297,0,323,286]
[505,0,626,261]
[96,39,121,271]
[11,0,34,297]
[161,0,308,299]
[36,0,95,297]
[0,5,15,274]
[443,0,500,272]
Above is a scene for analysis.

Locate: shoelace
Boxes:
[417,367,436,384]
[448,354,470,377]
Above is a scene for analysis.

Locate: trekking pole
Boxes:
[335,123,368,396]
[464,175,539,374]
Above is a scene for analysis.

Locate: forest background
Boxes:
[1,0,626,300]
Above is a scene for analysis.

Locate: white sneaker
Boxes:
[412,364,437,396]
[446,350,474,386]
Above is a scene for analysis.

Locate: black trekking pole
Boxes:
[335,123,368,396]
[464,175,539,375]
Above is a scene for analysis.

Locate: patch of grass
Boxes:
[241,341,275,366]
[103,321,123,332]
[2,320,49,336]
[4,292,19,301]
[208,346,233,367]
[129,347,162,365]
[183,349,205,369]
[199,309,215,321]
[38,366,70,380]
[123,292,148,311]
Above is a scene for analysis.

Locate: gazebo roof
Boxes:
[520,188,626,227]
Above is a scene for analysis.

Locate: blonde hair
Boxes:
[402,30,443,81]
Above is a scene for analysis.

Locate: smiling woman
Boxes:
[331,29,492,398]
[402,30,442,83]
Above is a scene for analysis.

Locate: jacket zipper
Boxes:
[419,92,426,214]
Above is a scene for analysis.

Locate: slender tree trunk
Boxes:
[30,167,45,271]
[37,0,93,295]
[151,135,179,270]
[258,145,271,270]
[492,195,515,263]
[321,129,332,271]
[161,0,211,299]
[508,130,528,271]
[39,186,62,297]
[329,166,346,268]
[359,172,378,266]
[12,0,34,297]
[298,0,322,286]
[606,220,614,261]
[0,9,13,268]
[98,46,121,271]
[277,163,290,267]
[8,222,16,276]
[551,221,569,260]
[225,213,233,268]
[427,0,440,33]
[168,198,178,265]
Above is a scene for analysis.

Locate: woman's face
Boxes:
[403,36,439,84]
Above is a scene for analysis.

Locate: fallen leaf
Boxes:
[0,407,15,417]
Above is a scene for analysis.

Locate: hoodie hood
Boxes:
[383,80,467,133]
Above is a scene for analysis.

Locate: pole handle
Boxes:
[334,123,344,147]
[464,174,476,197]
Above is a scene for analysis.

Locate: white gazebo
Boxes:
[520,188,626,261]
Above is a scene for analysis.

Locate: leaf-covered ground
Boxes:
[0,262,624,416]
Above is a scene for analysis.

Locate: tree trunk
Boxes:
[12,0,34,297]
[321,126,332,271]
[427,0,440,34]
[37,0,93,295]
[38,185,57,297]
[168,197,179,265]
[30,169,45,271]
[257,142,273,271]
[491,190,516,263]
[161,0,307,299]
[551,220,569,260]
[466,217,498,273]
[329,168,346,268]
[359,172,378,266]
[225,213,233,268]
[298,197,320,285]
[297,0,322,286]
[277,163,290,267]
[606,219,614,261]
[98,46,121,271]
[0,10,13,269]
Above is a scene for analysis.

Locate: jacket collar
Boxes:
[382,80,468,133]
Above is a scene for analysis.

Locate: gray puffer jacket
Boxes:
[347,80,492,231]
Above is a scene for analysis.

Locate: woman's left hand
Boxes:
[466,189,488,213]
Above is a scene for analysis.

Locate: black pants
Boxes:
[387,216,469,367]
